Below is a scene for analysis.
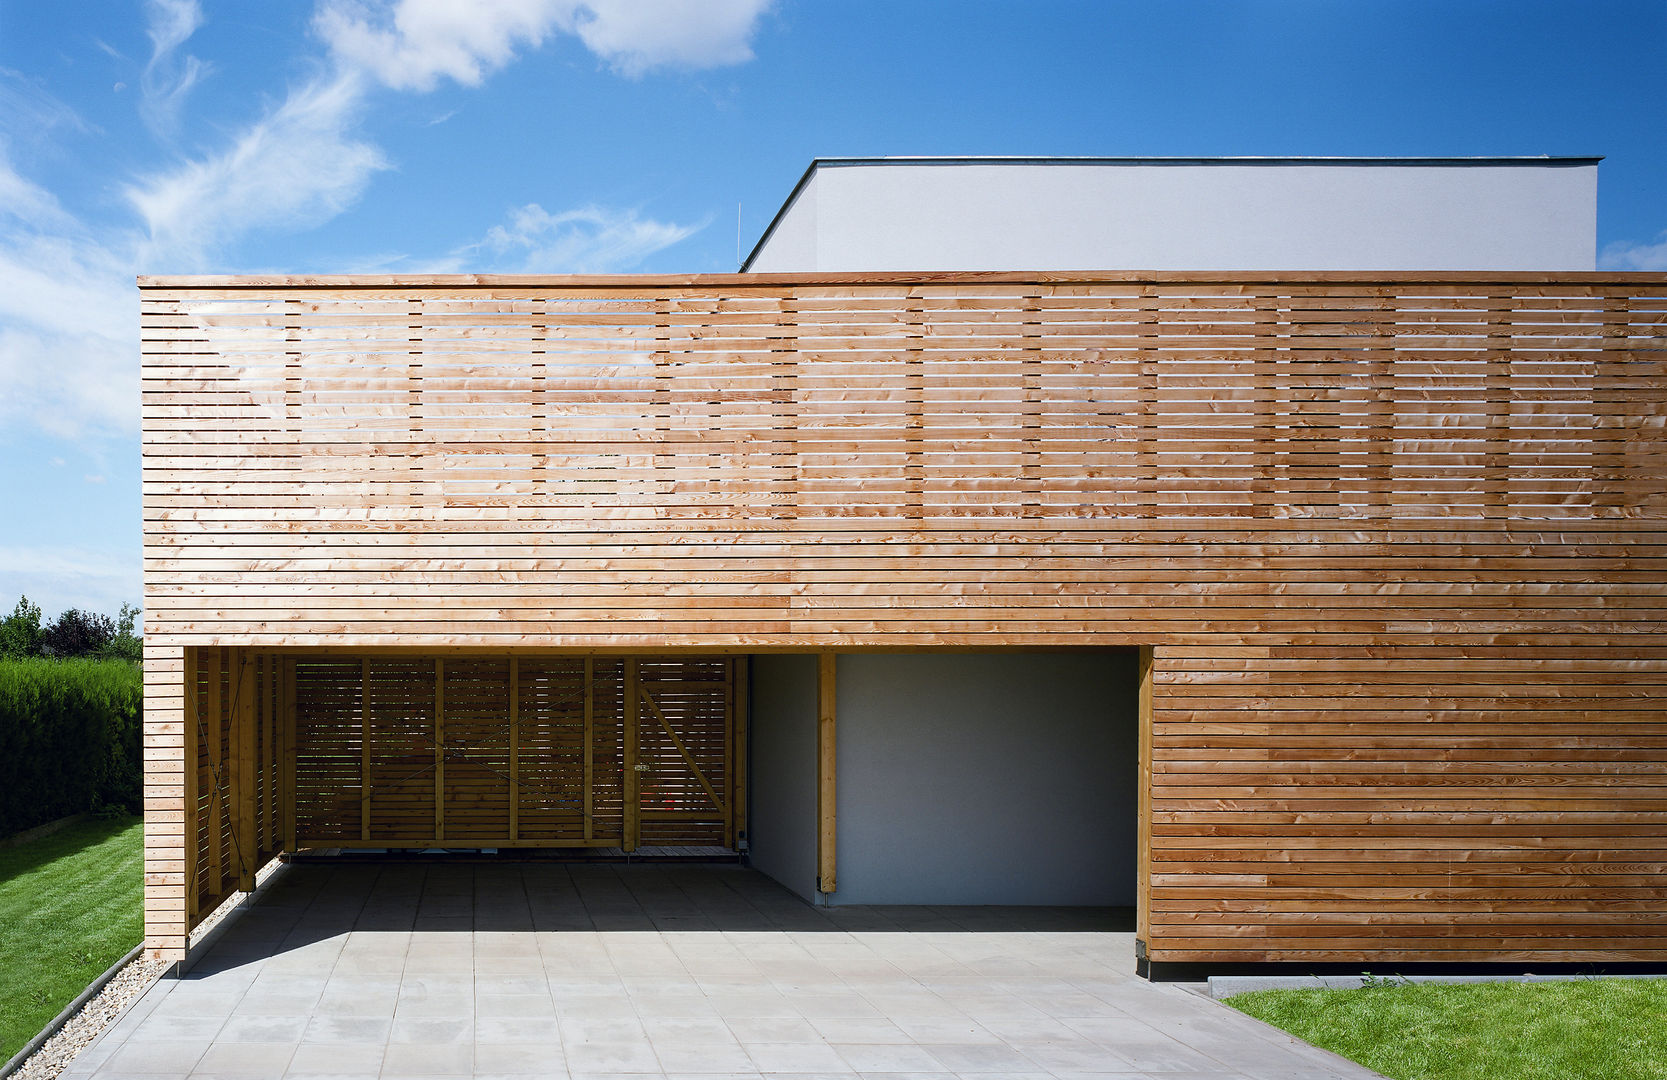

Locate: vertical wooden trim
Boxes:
[723,659,736,849]
[262,655,274,857]
[182,648,200,922]
[583,658,594,842]
[1136,645,1155,951]
[817,651,837,894]
[281,658,296,852]
[508,656,519,843]
[234,648,258,892]
[206,648,224,901]
[360,658,372,842]
[434,658,445,844]
[733,655,749,851]
[623,658,638,852]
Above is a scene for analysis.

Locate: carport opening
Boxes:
[181,647,1138,945]
[747,650,1140,914]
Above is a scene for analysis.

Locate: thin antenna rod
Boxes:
[736,201,742,269]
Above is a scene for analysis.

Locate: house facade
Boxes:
[139,160,1667,975]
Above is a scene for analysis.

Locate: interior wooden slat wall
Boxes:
[285,653,733,852]
[139,271,1667,964]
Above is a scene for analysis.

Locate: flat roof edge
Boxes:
[139,270,1666,289]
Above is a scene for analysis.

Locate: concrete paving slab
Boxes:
[77,863,1385,1079]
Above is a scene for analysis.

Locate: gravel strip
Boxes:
[7,954,166,1080]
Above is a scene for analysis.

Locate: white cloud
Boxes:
[1600,231,1667,271]
[571,0,771,77]
[125,72,387,268]
[449,203,705,272]
[316,0,570,91]
[314,0,771,90]
[141,0,211,135]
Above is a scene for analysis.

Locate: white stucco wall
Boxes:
[747,651,1139,907]
[745,159,1598,272]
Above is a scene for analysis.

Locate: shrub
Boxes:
[0,597,42,659]
[40,608,116,660]
[0,658,143,836]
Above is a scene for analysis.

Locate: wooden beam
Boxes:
[508,656,519,843]
[733,656,749,853]
[817,651,836,894]
[434,658,445,844]
[361,658,372,842]
[1136,645,1154,953]
[205,648,224,902]
[182,648,200,921]
[233,648,258,892]
[623,658,638,852]
[261,655,274,856]
[280,658,296,853]
[639,686,726,816]
[583,658,594,843]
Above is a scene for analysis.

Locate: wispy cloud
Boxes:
[1600,231,1667,271]
[126,71,387,268]
[447,203,705,272]
[0,152,137,437]
[140,0,211,136]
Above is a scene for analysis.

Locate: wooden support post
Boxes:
[723,659,736,849]
[233,648,258,892]
[583,658,594,842]
[623,658,638,852]
[434,658,445,844]
[281,658,296,853]
[206,648,224,901]
[361,658,372,842]
[817,652,837,894]
[508,656,519,843]
[182,648,200,922]
[1136,646,1154,956]
[261,656,274,856]
[733,656,749,853]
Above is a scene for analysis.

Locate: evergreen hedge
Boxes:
[0,658,143,837]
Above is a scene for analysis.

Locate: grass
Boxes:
[1227,978,1667,1080]
[0,815,144,1060]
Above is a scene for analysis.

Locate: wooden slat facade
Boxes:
[140,271,1667,965]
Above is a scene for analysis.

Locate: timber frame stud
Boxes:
[140,270,1667,969]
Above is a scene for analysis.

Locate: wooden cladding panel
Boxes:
[139,272,1667,964]
[1149,645,1667,963]
[138,275,1667,650]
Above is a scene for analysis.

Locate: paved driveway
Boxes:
[67,862,1379,1079]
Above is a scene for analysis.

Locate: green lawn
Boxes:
[0,816,144,1060]
[1228,979,1667,1080]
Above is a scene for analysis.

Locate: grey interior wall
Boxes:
[745,654,820,903]
[832,651,1138,906]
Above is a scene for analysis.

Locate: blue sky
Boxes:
[1,0,1663,621]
